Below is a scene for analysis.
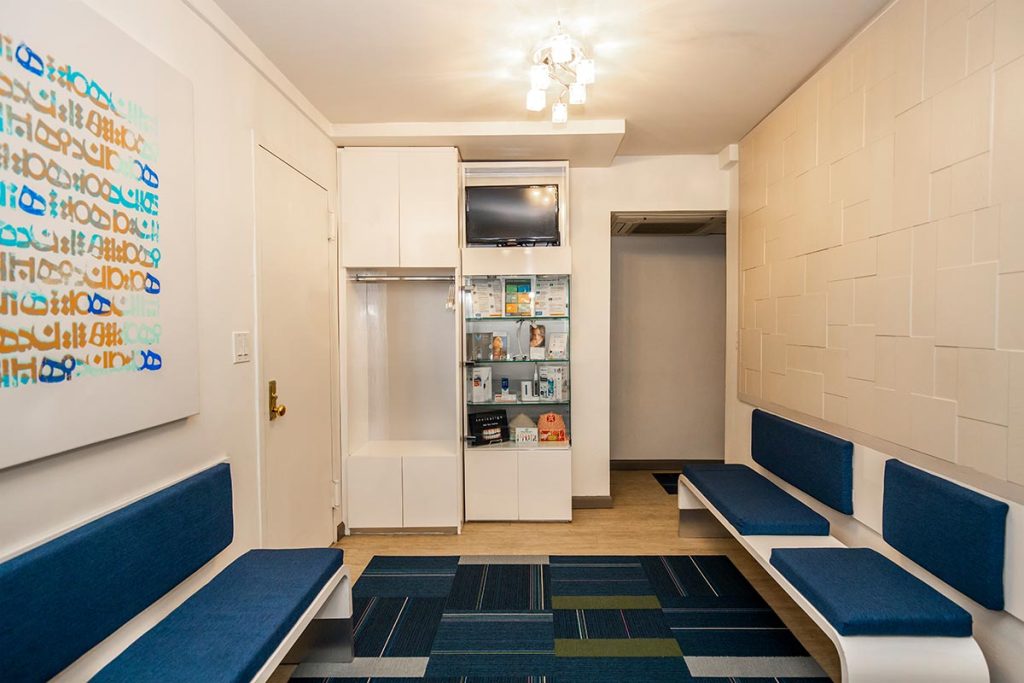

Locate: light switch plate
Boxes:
[232,331,251,364]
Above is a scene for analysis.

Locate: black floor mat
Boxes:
[652,472,680,494]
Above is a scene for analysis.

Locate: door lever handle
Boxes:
[269,380,287,420]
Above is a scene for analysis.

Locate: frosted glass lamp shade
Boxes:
[551,102,568,123]
[550,34,573,64]
[526,89,546,111]
[529,64,551,90]
[576,59,595,84]
[568,83,586,105]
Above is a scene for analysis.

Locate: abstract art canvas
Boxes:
[0,0,198,467]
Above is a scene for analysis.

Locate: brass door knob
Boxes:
[269,380,287,421]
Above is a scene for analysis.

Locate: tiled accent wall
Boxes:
[738,0,1024,486]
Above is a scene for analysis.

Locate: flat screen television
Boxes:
[465,185,560,247]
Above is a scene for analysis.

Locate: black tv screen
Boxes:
[465,185,560,247]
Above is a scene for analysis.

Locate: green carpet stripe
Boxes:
[554,638,683,658]
[551,596,662,609]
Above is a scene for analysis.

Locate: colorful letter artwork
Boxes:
[0,0,198,467]
[0,33,164,387]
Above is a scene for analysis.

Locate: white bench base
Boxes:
[252,565,354,683]
[678,474,989,683]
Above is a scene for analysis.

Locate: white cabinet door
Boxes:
[399,149,459,267]
[340,148,400,267]
[403,455,458,527]
[518,450,572,521]
[347,456,403,528]
[464,449,518,520]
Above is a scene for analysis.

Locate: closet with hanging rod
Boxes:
[339,147,463,534]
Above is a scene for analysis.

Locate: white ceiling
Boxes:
[214,0,888,156]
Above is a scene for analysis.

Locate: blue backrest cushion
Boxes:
[883,459,1008,610]
[0,463,234,681]
[751,409,854,513]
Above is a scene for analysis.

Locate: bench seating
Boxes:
[682,463,829,535]
[677,410,995,682]
[0,461,353,682]
[770,547,973,637]
[94,548,345,682]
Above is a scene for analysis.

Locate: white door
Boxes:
[256,147,335,548]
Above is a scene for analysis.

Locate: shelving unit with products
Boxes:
[462,274,572,521]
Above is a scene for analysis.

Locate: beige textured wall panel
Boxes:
[894,101,932,228]
[936,213,976,268]
[1009,354,1024,485]
[992,57,1024,204]
[877,229,913,276]
[935,262,997,347]
[923,5,969,98]
[848,325,877,379]
[737,0,1022,490]
[911,222,939,335]
[998,272,1024,349]
[827,280,855,324]
[824,393,849,425]
[771,257,806,297]
[828,239,878,281]
[934,346,959,399]
[910,393,958,461]
[874,275,912,335]
[950,152,990,214]
[957,348,1010,424]
[931,67,992,171]
[958,416,1009,478]
[974,206,999,262]
[993,0,1024,68]
[967,4,995,74]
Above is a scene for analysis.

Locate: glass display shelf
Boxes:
[465,359,569,364]
[468,440,571,451]
[465,316,569,322]
[467,399,570,407]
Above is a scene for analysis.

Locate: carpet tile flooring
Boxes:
[291,554,829,682]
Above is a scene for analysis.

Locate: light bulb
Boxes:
[552,102,568,123]
[569,83,586,105]
[576,58,595,85]
[550,33,573,64]
[529,64,551,90]
[526,89,546,112]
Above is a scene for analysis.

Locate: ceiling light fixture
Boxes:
[527,21,595,123]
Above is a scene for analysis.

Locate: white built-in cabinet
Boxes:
[347,442,459,530]
[340,147,459,268]
[464,446,572,521]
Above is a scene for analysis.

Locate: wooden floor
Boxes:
[329,469,841,682]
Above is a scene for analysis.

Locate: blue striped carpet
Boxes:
[290,554,829,682]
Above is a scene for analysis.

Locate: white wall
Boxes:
[570,156,729,496]
[610,234,726,460]
[0,0,336,677]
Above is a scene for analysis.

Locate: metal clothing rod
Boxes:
[349,274,456,283]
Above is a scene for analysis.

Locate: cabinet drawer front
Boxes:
[403,455,458,527]
[518,450,572,521]
[465,449,518,520]
[399,149,458,267]
[347,456,403,528]
[340,149,400,267]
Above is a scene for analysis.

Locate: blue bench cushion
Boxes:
[0,463,233,682]
[94,548,344,683]
[752,409,854,514]
[883,460,1008,610]
[683,464,830,535]
[770,547,972,637]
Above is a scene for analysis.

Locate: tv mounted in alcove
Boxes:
[465,184,560,247]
